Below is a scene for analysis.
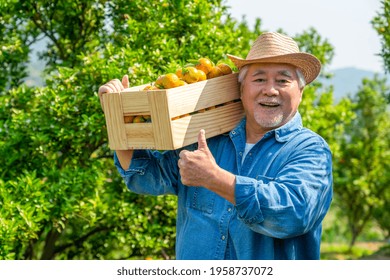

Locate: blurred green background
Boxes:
[0,0,389,260]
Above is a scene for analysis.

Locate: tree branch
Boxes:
[54,226,115,255]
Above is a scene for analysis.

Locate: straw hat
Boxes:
[227,32,321,84]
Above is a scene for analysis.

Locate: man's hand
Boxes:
[178,129,217,187]
[98,75,129,110]
[98,75,133,170]
[178,129,236,204]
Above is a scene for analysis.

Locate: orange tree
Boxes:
[372,0,390,75]
[334,76,390,247]
[0,0,336,259]
[326,0,390,247]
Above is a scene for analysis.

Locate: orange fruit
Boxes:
[207,66,223,79]
[175,68,183,79]
[163,73,183,89]
[195,58,214,75]
[178,80,187,86]
[182,66,200,84]
[133,116,146,123]
[197,70,207,81]
[124,116,134,123]
[142,84,158,90]
[154,75,165,89]
[154,73,182,89]
[217,63,233,75]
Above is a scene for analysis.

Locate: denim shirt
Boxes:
[114,112,333,260]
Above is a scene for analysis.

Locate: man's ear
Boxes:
[299,87,304,102]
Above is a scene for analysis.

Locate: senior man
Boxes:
[99,32,333,260]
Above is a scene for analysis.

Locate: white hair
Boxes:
[237,64,306,92]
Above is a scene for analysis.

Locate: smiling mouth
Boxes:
[258,102,280,108]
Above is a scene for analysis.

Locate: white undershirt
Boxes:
[242,143,256,163]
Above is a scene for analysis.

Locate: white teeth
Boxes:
[259,102,279,106]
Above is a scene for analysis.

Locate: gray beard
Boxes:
[253,111,284,128]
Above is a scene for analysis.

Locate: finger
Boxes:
[98,85,112,94]
[122,75,130,88]
[111,79,123,92]
[177,158,184,169]
[179,150,188,159]
[197,129,209,151]
[105,83,119,93]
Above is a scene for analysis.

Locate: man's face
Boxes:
[241,63,303,133]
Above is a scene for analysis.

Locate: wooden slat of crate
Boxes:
[124,123,155,149]
[118,73,240,118]
[121,91,151,115]
[165,73,240,118]
[170,101,244,149]
[147,89,174,149]
[102,92,128,150]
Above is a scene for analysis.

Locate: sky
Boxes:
[225,0,384,73]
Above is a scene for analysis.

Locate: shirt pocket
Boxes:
[186,187,216,214]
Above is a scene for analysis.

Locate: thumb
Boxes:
[197,129,209,151]
[122,75,130,88]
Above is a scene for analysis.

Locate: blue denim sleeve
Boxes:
[234,139,333,239]
[114,149,181,196]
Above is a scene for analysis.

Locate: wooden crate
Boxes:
[101,73,244,150]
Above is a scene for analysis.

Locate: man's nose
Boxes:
[261,81,279,96]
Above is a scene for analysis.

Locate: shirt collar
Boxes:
[274,112,303,142]
[230,112,303,143]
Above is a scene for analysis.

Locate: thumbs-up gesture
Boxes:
[178,129,236,204]
[178,129,217,187]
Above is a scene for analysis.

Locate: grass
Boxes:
[321,242,389,260]
[320,204,389,260]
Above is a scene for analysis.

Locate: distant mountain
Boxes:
[319,67,390,101]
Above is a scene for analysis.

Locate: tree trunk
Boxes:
[40,228,61,260]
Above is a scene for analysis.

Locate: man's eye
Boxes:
[277,79,289,84]
[254,78,266,83]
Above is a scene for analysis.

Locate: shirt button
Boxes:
[239,152,243,157]
[227,207,232,212]
[221,235,226,240]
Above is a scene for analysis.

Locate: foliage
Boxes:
[333,75,390,248]
[0,2,30,92]
[295,30,354,169]
[372,0,390,74]
[1,0,388,260]
[294,27,335,71]
[0,0,263,260]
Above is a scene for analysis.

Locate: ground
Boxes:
[321,242,390,260]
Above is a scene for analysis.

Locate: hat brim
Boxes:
[227,53,321,85]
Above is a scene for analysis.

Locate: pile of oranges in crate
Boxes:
[143,57,233,91]
[124,57,234,124]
